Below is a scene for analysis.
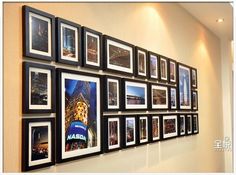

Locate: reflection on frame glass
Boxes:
[104,35,134,75]
[23,6,55,61]
[22,118,55,171]
[162,115,178,139]
[139,116,148,143]
[57,69,101,162]
[151,84,168,109]
[125,117,136,146]
[108,118,120,150]
[124,80,148,110]
[178,64,191,110]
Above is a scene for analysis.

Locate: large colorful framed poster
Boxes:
[178,63,192,110]
[57,69,101,162]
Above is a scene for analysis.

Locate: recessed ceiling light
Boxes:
[216,18,224,23]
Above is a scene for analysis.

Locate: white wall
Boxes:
[3,2,228,172]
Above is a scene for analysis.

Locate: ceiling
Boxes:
[179,2,233,41]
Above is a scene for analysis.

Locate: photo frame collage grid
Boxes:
[21,5,199,171]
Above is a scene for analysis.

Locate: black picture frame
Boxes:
[149,115,161,142]
[168,59,177,84]
[192,113,199,134]
[23,5,55,61]
[103,116,122,153]
[56,68,102,163]
[149,83,169,110]
[22,118,55,172]
[121,78,148,111]
[22,62,56,114]
[82,27,103,69]
[192,90,198,111]
[148,51,159,80]
[178,114,186,136]
[56,17,82,66]
[135,46,148,79]
[161,114,178,140]
[103,75,121,111]
[169,86,178,110]
[137,115,150,145]
[186,114,193,135]
[122,115,138,148]
[191,67,198,89]
[159,55,169,82]
[103,35,135,76]
[177,63,192,110]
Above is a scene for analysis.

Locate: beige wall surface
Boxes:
[3,2,226,172]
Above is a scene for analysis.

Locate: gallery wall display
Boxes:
[22,118,55,171]
[103,35,135,75]
[150,83,169,110]
[168,59,177,84]
[56,68,102,162]
[122,79,148,110]
[23,6,55,61]
[135,46,148,79]
[56,17,82,66]
[82,27,103,69]
[103,116,122,152]
[22,62,56,114]
[159,55,169,82]
[178,63,192,110]
[162,114,178,139]
[103,75,121,111]
[21,5,200,172]
[148,51,159,80]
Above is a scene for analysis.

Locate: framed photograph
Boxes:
[23,6,55,61]
[162,115,178,139]
[122,79,148,110]
[186,114,192,135]
[124,116,137,147]
[192,114,199,134]
[103,35,134,75]
[159,56,169,82]
[150,84,169,110]
[169,86,177,110]
[57,69,101,162]
[103,76,121,111]
[22,118,55,171]
[82,27,103,69]
[56,17,81,66]
[191,68,198,89]
[178,114,186,136]
[192,90,198,111]
[103,116,121,152]
[150,115,160,141]
[23,62,55,114]
[168,59,177,84]
[178,63,192,110]
[148,51,159,80]
[135,47,148,78]
[138,116,149,144]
